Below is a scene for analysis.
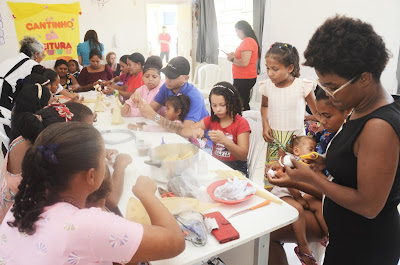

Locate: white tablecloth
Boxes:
[80,92,298,265]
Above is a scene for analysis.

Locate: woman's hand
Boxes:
[133,176,157,199]
[303,153,326,172]
[285,158,316,184]
[263,126,274,143]
[266,170,292,187]
[208,130,227,145]
[103,87,114,95]
[227,52,235,62]
[192,128,205,138]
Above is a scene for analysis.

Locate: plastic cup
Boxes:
[137,142,151,157]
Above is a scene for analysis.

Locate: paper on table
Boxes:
[212,170,283,204]
[126,197,220,225]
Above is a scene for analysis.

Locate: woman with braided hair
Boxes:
[181,82,251,175]
[0,122,185,264]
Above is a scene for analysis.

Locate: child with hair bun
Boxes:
[259,42,318,189]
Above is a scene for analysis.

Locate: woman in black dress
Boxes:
[281,15,400,265]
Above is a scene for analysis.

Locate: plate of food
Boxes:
[207,179,255,204]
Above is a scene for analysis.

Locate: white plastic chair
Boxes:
[0,106,12,151]
[192,62,207,86]
[197,64,221,99]
[242,110,265,180]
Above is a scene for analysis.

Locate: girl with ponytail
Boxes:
[0,103,94,223]
[0,122,185,264]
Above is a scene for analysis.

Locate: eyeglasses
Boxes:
[317,76,358,98]
[41,52,46,58]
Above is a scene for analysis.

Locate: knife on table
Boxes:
[228,200,271,219]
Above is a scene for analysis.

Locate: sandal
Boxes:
[294,246,318,265]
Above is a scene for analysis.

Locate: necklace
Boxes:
[59,197,82,209]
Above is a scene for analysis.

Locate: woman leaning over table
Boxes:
[0,122,185,264]
[275,15,400,265]
[73,49,115,92]
[226,20,260,111]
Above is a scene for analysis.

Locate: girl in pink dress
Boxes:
[0,122,184,264]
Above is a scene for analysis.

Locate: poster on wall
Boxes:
[7,2,81,61]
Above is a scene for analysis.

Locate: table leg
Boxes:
[253,233,270,265]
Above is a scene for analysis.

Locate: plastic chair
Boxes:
[197,64,221,99]
[0,107,12,150]
[242,110,265,180]
[0,118,11,151]
[193,62,207,86]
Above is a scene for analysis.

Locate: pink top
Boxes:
[0,136,25,223]
[124,80,166,117]
[0,202,143,264]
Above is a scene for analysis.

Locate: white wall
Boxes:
[261,0,400,94]
[0,0,147,68]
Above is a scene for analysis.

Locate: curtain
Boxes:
[196,0,219,64]
[253,0,266,74]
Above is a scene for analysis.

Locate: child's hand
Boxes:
[130,91,143,104]
[132,175,157,199]
[138,100,156,120]
[208,130,227,145]
[105,149,119,161]
[114,153,132,169]
[121,104,130,116]
[192,128,204,138]
[263,126,274,143]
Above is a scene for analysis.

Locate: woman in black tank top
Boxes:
[283,16,400,265]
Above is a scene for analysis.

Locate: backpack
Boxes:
[0,57,30,110]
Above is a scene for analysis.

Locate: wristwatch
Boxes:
[231,57,234,63]
[154,114,161,123]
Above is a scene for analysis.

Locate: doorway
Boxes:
[145,0,192,67]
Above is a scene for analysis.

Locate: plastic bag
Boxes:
[167,168,208,201]
[175,211,207,246]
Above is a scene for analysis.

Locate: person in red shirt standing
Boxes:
[227,20,261,111]
[158,26,171,64]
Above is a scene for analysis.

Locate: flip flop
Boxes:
[294,246,318,265]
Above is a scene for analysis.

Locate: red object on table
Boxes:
[207,179,254,204]
[204,211,239,244]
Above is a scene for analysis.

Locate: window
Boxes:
[214,0,253,57]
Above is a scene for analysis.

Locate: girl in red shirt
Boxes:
[181,82,251,176]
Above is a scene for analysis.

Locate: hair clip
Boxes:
[36,83,43,99]
[279,45,282,49]
[34,114,43,122]
[284,44,288,47]
[37,143,59,164]
[41,80,50,86]
[45,103,74,121]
